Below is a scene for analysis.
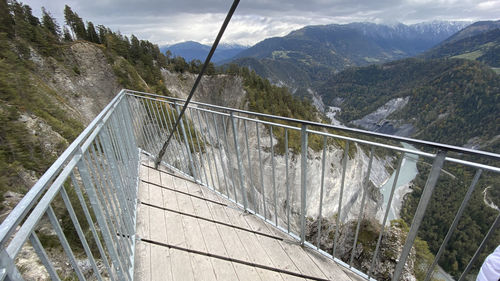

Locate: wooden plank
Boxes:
[195,180,353,281]
[185,182,286,281]
[255,222,328,280]
[179,181,263,281]
[160,172,218,281]
[170,176,242,281]
[184,181,307,281]
[147,167,174,281]
[154,170,195,281]
[134,170,151,281]
[302,247,353,281]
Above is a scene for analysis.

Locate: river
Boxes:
[379,142,419,223]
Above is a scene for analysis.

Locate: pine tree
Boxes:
[0,0,14,38]
[41,7,59,37]
[63,26,72,41]
[64,5,86,40]
[86,21,99,43]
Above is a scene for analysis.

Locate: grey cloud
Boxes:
[22,0,499,45]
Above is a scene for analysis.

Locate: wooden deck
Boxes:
[134,157,359,281]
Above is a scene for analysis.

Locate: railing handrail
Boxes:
[123,89,500,161]
[0,90,127,248]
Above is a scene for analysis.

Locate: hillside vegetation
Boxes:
[232,22,468,96]
[0,0,320,205]
[423,22,500,71]
[319,58,500,148]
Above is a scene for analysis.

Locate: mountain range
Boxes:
[160,41,248,64]
[228,21,471,95]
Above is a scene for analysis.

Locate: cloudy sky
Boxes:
[23,0,500,46]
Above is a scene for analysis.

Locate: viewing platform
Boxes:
[0,89,498,281]
[135,157,358,281]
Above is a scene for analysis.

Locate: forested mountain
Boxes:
[160,41,248,64]
[318,57,500,278]
[423,21,500,71]
[319,58,499,149]
[230,21,469,95]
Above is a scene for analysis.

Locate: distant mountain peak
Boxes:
[160,41,248,64]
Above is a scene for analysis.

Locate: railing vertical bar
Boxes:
[46,205,86,281]
[300,124,308,245]
[125,97,147,152]
[163,101,190,172]
[285,128,290,233]
[201,110,221,190]
[424,169,483,281]
[86,149,118,236]
[189,108,209,186]
[256,122,267,220]
[151,100,167,137]
[334,140,349,257]
[77,158,127,281]
[0,249,23,281]
[121,97,139,160]
[131,97,154,153]
[270,126,278,226]
[369,153,404,277]
[231,112,248,210]
[113,105,137,217]
[350,147,374,266]
[243,119,257,212]
[29,232,61,281]
[458,212,500,281]
[175,101,198,180]
[135,97,156,153]
[156,100,175,165]
[99,130,134,238]
[392,150,447,281]
[70,172,113,279]
[103,121,130,215]
[184,108,204,184]
[144,98,162,152]
[86,147,131,270]
[117,100,139,225]
[316,136,328,249]
[142,97,162,153]
[59,185,103,281]
[194,109,215,189]
[222,115,237,203]
[95,134,133,256]
[212,113,230,196]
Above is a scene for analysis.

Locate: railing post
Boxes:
[230,112,248,210]
[300,124,308,245]
[0,249,23,281]
[392,150,446,281]
[175,101,197,181]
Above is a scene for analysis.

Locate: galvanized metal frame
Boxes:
[2,89,499,281]
[138,90,499,281]
[0,90,138,281]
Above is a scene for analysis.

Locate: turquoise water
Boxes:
[380,142,419,222]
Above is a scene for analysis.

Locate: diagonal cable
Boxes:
[155,0,240,168]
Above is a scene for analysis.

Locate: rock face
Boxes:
[351,97,415,137]
[30,42,121,125]
[306,218,416,281]
[163,71,398,236]
[161,71,421,280]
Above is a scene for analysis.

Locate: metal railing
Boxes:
[1,89,499,281]
[0,90,139,281]
[126,89,500,281]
